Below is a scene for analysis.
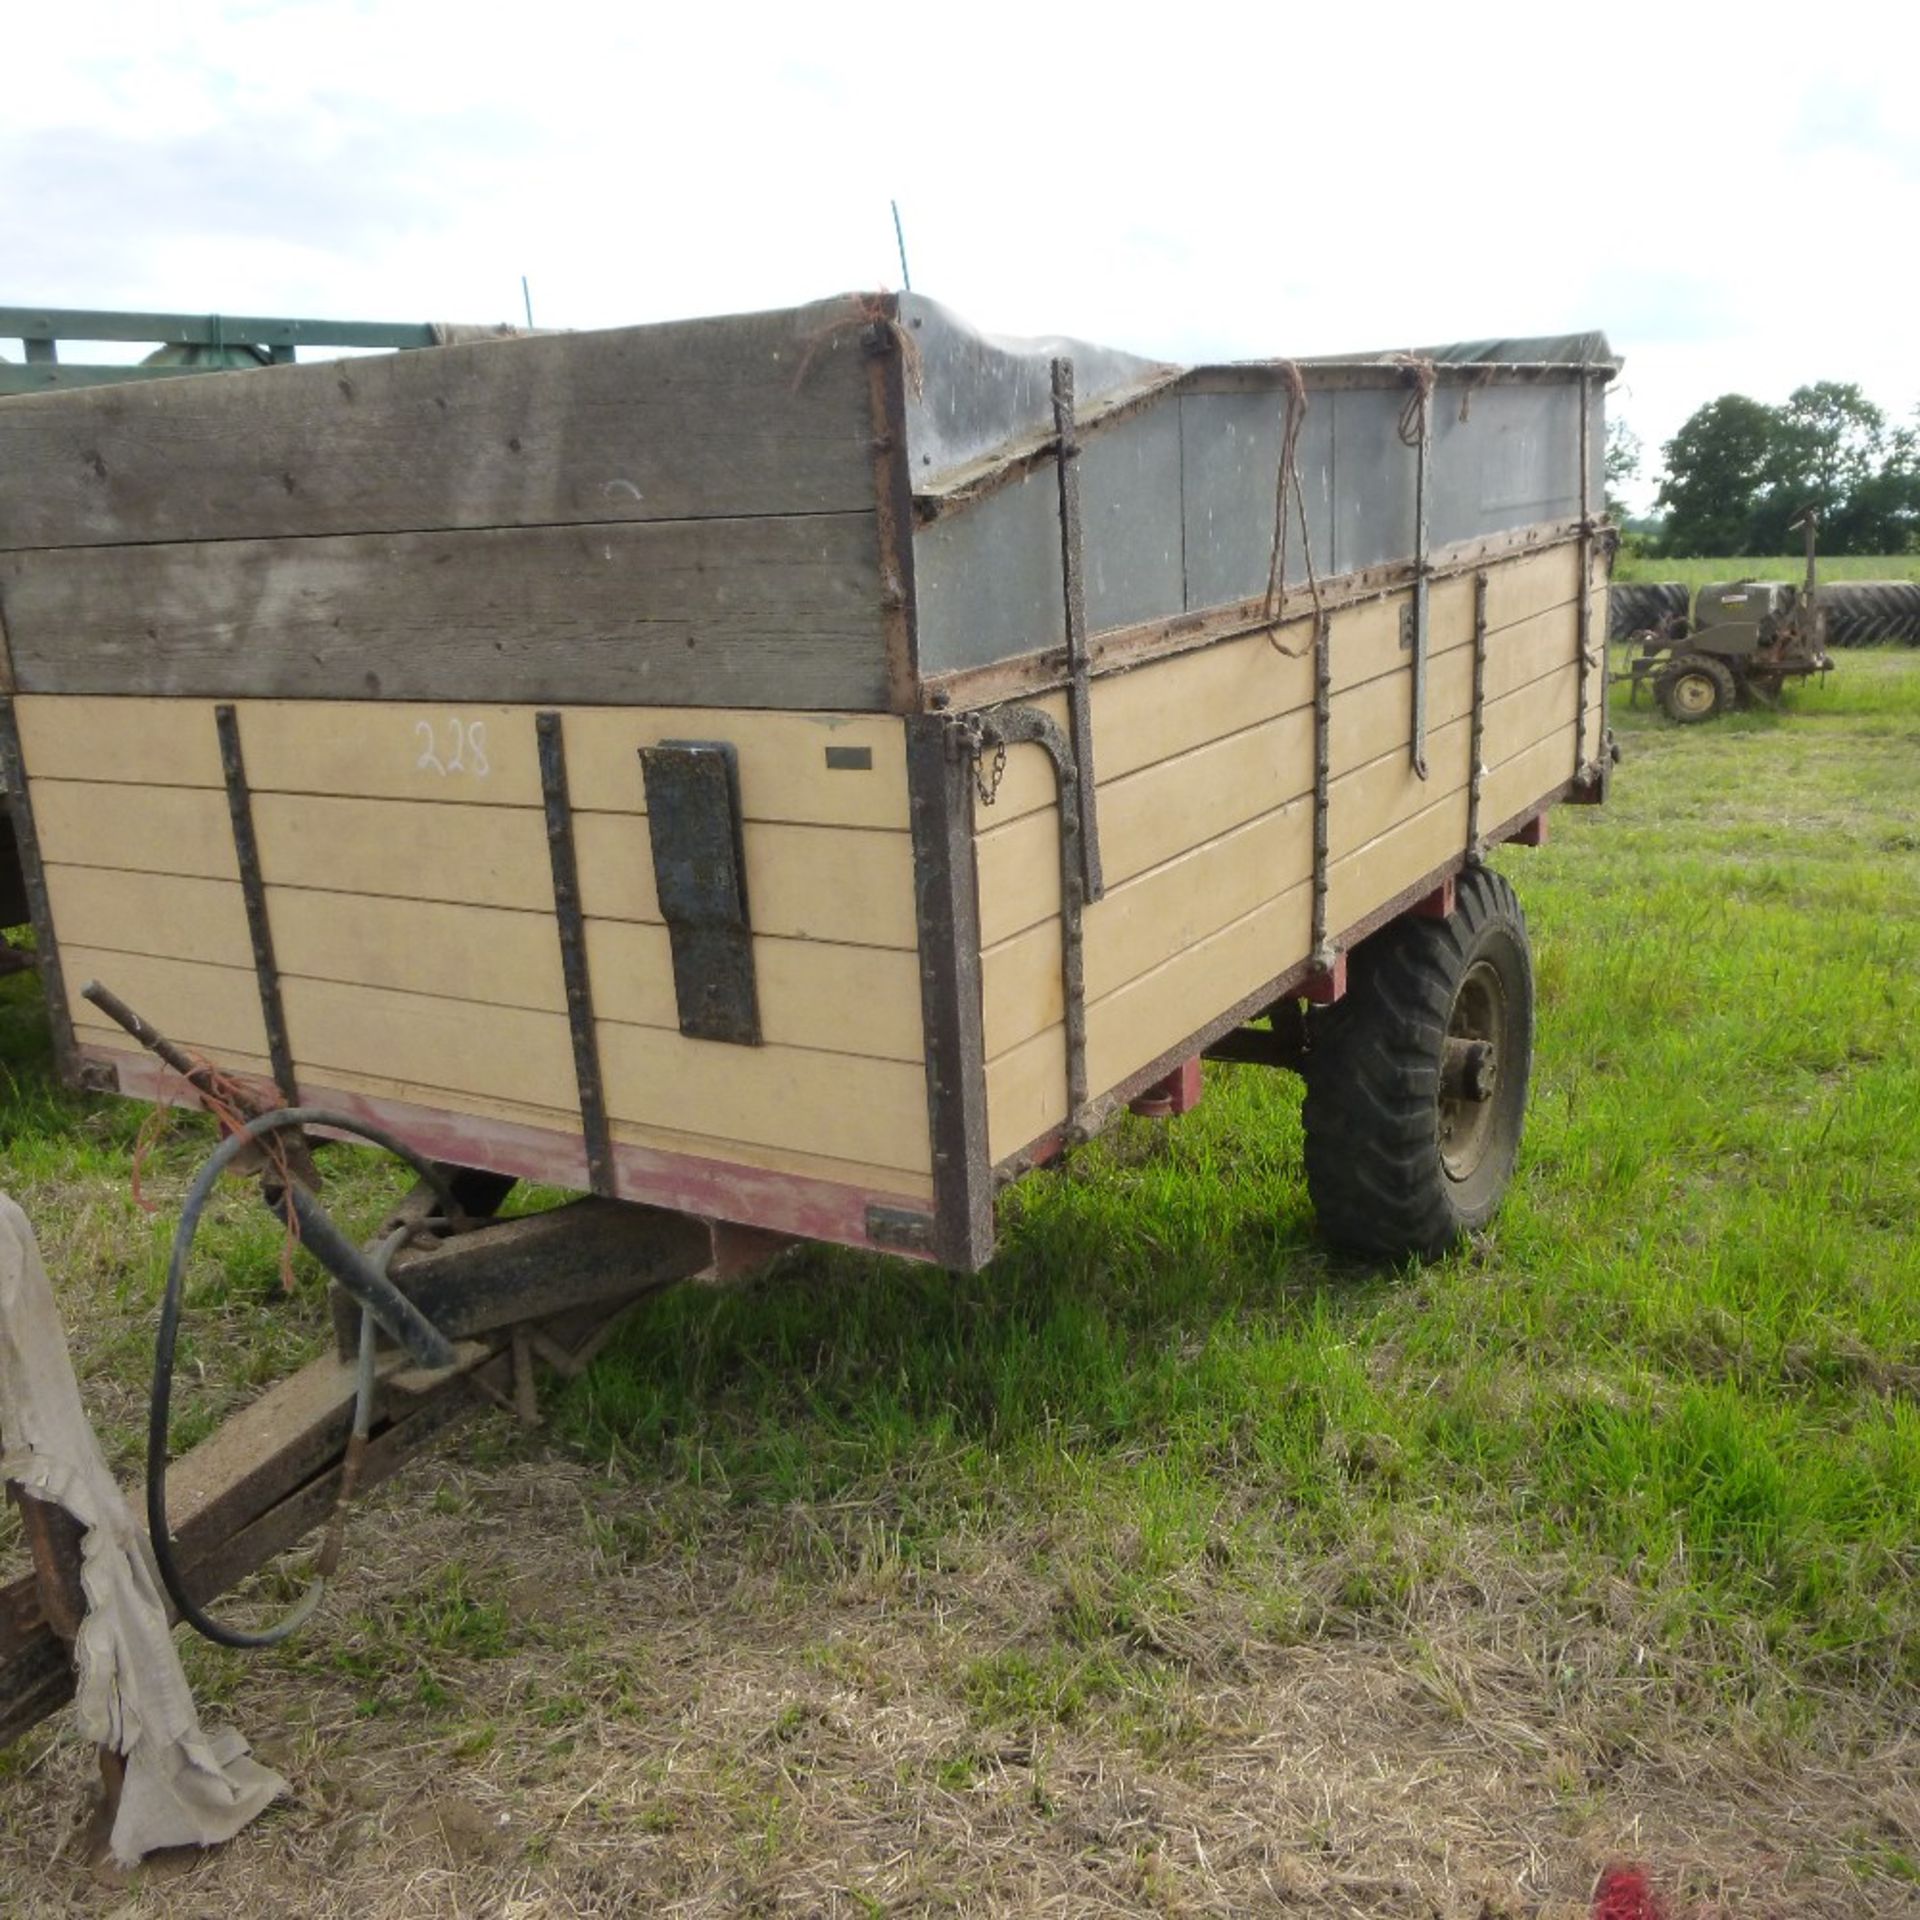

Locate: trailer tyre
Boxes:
[1301,866,1534,1260]
[1654,653,1737,723]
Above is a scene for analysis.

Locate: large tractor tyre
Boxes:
[1301,866,1535,1261]
[1608,581,1690,642]
[1655,653,1738,724]
[1820,581,1920,648]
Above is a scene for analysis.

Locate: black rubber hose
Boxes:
[149,1107,459,1649]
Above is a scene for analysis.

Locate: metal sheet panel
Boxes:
[1179,392,1335,611]
[1429,383,1581,546]
[899,293,1170,489]
[1079,404,1185,632]
[1330,388,1418,575]
[914,466,1065,676]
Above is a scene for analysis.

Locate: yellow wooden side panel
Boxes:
[976,546,1591,1162]
[23,694,929,1188]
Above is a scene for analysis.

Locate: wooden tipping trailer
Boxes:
[0,292,1614,1274]
[0,294,1617,1760]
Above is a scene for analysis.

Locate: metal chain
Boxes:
[972,737,1007,807]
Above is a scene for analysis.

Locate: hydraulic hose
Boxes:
[149,1107,459,1648]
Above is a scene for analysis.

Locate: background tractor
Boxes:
[1622,511,1832,723]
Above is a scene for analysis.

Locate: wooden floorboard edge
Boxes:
[88,1047,936,1258]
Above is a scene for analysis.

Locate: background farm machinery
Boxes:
[1614,515,1832,722]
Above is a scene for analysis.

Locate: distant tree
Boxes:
[1749,382,1885,550]
[1826,413,1920,554]
[1604,418,1641,522]
[1656,395,1775,556]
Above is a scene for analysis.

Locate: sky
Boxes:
[6,1,1918,517]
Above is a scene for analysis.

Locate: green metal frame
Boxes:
[0,306,438,394]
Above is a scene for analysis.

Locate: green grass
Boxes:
[1615,550,1920,585]
[543,651,1920,1707]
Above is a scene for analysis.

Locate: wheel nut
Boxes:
[1441,1037,1497,1102]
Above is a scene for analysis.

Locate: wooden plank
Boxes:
[977,637,1505,962]
[31,780,237,881]
[0,301,878,551]
[42,865,249,968]
[574,812,918,948]
[90,1042,937,1237]
[1331,644,1474,784]
[587,922,924,1063]
[1326,713,1472,867]
[14,695,225,789]
[1483,657,1581,768]
[1484,599,1580,705]
[75,958,931,1177]
[981,610,1583,1160]
[14,696,912,831]
[986,880,1314,1160]
[1484,542,1580,633]
[597,1023,929,1177]
[75,1024,277,1088]
[972,566,1499,830]
[1325,788,1471,932]
[1482,728,1578,831]
[62,946,267,1057]
[975,707,1315,946]
[35,784,917,946]
[1,514,891,710]
[45,867,923,1064]
[982,794,1314,1062]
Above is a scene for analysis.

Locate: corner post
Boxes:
[904,714,995,1271]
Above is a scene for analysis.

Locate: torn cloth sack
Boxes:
[0,1193,285,1863]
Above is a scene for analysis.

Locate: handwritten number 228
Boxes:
[414,718,490,779]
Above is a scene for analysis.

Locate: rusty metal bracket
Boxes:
[0,697,77,1087]
[969,704,1089,1126]
[1310,610,1334,973]
[905,716,995,1271]
[639,740,762,1049]
[1409,381,1434,782]
[214,705,298,1105]
[1574,370,1597,783]
[535,712,616,1197]
[1050,358,1105,902]
[1467,570,1490,860]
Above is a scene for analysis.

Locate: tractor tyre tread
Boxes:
[1301,867,1534,1261]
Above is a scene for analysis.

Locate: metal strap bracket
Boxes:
[1409,378,1434,781]
[1050,358,1105,902]
[536,712,616,1197]
[214,704,298,1105]
[968,705,1089,1127]
[1574,370,1597,781]
[1466,571,1490,860]
[1309,610,1334,971]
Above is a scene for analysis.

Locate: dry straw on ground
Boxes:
[4,1438,1913,1918]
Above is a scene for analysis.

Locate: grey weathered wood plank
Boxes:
[1,513,891,709]
[0,298,878,552]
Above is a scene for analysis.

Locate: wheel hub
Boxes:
[1439,959,1506,1182]
[1672,671,1717,715]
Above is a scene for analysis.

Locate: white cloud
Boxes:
[7,0,1919,515]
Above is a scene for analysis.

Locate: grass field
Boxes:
[1614,550,1920,585]
[1,658,1916,1916]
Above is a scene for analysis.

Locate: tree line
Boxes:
[1633,384,1920,557]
